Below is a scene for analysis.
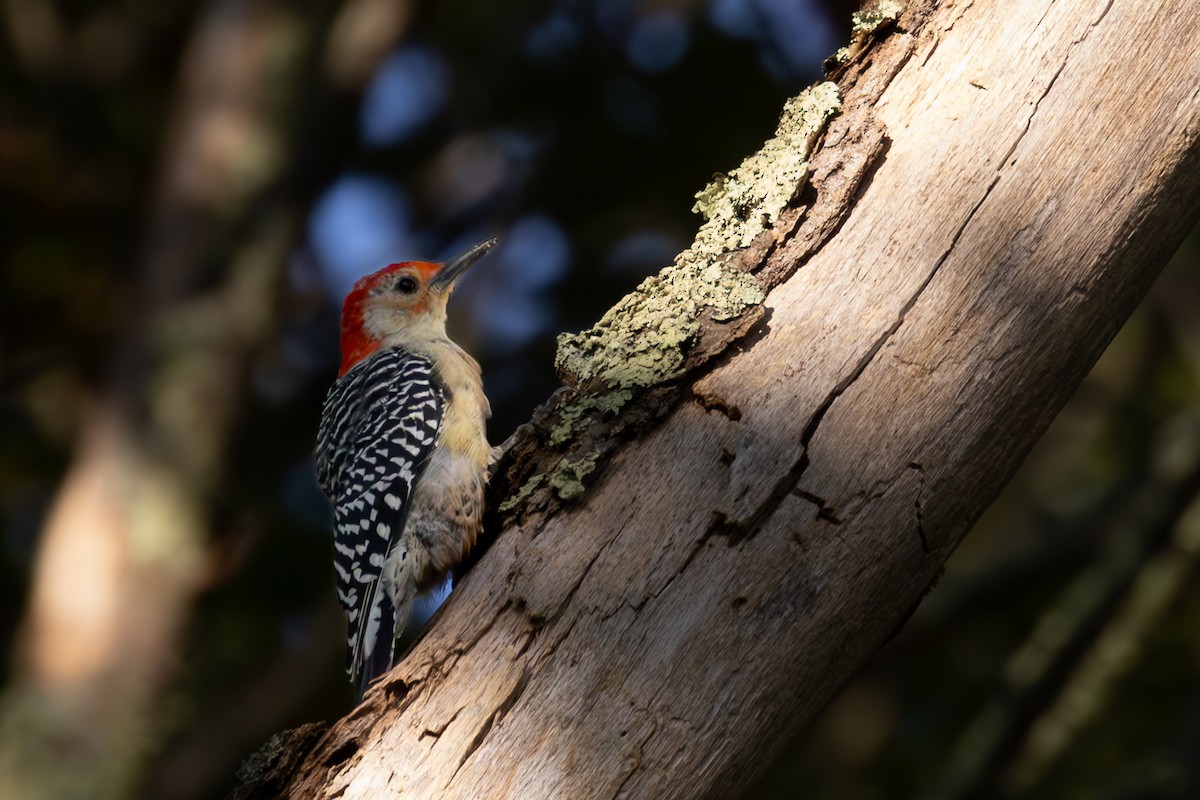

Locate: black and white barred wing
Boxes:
[314,348,443,681]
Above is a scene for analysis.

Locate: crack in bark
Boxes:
[724,152,1006,551]
[529,614,579,675]
[447,714,495,786]
[908,461,931,555]
[446,664,531,788]
[599,527,714,627]
[512,620,540,659]
[916,0,973,70]
[792,488,843,524]
[550,524,624,619]
[322,739,360,768]
[611,720,659,800]
[552,500,639,616]
[767,0,1127,573]
[509,511,638,663]
[384,601,518,729]
[493,664,532,728]
[430,598,515,683]
[692,388,743,421]
[419,705,463,741]
[1004,0,1114,169]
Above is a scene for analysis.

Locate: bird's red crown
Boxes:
[338,261,444,376]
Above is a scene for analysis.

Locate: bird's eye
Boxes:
[396,276,419,294]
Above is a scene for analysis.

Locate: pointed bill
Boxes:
[430,238,499,291]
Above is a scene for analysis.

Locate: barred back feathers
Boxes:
[315,348,443,692]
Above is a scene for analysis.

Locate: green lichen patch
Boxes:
[851,0,905,36]
[554,261,750,389]
[549,453,598,501]
[555,81,841,391]
[498,474,545,514]
[691,81,842,256]
[550,389,634,446]
[830,0,905,69]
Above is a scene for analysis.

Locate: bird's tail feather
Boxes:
[353,593,395,704]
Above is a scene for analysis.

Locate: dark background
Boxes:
[2,1,1199,798]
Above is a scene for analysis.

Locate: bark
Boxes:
[234,0,1200,798]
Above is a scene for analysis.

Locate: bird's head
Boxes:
[338,238,496,376]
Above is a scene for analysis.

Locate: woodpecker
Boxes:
[315,239,496,701]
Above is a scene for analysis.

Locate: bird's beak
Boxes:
[430,238,498,292]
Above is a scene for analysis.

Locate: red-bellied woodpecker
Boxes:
[315,239,497,701]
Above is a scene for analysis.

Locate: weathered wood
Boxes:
[234,0,1200,797]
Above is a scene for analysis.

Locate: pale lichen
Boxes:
[555,81,842,391]
[549,389,634,446]
[498,474,545,513]
[553,261,758,389]
[691,81,842,255]
[851,0,905,36]
[833,0,905,67]
[549,453,598,501]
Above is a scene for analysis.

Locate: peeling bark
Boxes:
[234,0,1200,798]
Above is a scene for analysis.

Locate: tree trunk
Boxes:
[234,0,1200,797]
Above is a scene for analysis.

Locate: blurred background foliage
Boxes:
[0,1,1197,799]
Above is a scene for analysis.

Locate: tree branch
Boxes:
[235,0,1200,797]
[0,3,327,799]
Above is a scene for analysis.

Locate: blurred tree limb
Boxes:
[231,1,1200,799]
[0,1,411,799]
[0,4,304,799]
[930,412,1200,800]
